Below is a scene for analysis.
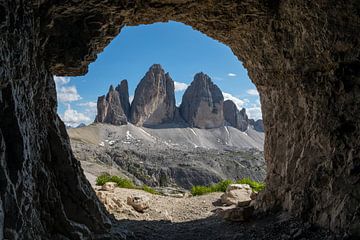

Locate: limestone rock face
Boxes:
[223,100,249,131]
[130,64,176,126]
[116,80,131,119]
[180,73,224,129]
[249,119,264,132]
[95,84,128,125]
[220,184,253,206]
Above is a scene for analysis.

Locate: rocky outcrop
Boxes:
[127,195,150,213]
[249,119,264,132]
[180,73,224,129]
[223,100,249,131]
[130,64,176,126]
[116,80,131,119]
[220,184,252,206]
[95,83,128,125]
[2,0,359,238]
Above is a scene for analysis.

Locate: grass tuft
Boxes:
[191,178,265,196]
[236,178,265,192]
[96,174,158,194]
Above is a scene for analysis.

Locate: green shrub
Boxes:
[141,185,159,195]
[191,180,233,196]
[96,174,158,194]
[110,175,135,188]
[236,178,265,192]
[191,185,213,196]
[96,173,112,186]
[210,179,233,192]
[191,178,265,196]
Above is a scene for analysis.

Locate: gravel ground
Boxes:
[97,187,342,240]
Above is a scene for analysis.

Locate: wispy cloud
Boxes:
[77,101,97,108]
[246,89,259,96]
[246,105,262,120]
[129,95,134,103]
[54,76,82,103]
[227,73,237,77]
[61,104,91,127]
[174,81,188,92]
[54,76,70,86]
[58,86,82,102]
[222,92,245,110]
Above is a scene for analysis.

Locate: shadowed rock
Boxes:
[249,119,264,132]
[180,73,224,129]
[95,84,128,125]
[223,100,249,131]
[130,64,176,126]
[116,80,131,119]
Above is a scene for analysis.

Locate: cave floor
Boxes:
[117,213,338,240]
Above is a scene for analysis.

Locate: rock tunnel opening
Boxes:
[57,22,267,224]
[1,1,359,239]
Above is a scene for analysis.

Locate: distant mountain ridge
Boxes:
[95,64,264,132]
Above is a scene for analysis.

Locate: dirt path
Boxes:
[96,187,337,240]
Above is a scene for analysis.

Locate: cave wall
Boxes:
[1,0,359,238]
[0,0,120,239]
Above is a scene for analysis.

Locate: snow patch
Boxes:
[126,130,134,140]
[99,142,105,147]
[225,126,230,137]
[139,128,154,139]
[190,128,198,136]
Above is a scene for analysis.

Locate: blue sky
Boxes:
[55,21,261,127]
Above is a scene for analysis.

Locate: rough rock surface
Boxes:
[116,80,131,119]
[68,123,266,189]
[224,100,249,131]
[95,83,129,125]
[127,195,150,213]
[2,0,360,238]
[220,184,252,206]
[101,182,117,192]
[130,64,176,126]
[249,119,264,132]
[180,73,224,129]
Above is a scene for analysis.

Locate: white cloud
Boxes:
[222,92,245,110]
[246,106,262,120]
[174,81,188,92]
[129,95,134,103]
[227,73,237,77]
[61,104,91,127]
[54,76,70,86]
[246,89,259,96]
[57,86,82,102]
[54,76,82,103]
[77,101,97,108]
[77,101,97,116]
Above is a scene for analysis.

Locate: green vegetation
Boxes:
[96,174,159,194]
[236,178,265,192]
[191,178,265,196]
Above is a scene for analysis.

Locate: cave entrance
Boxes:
[57,21,266,223]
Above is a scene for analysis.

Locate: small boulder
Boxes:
[220,184,252,206]
[222,206,254,222]
[101,182,117,192]
[127,195,150,213]
[226,184,252,192]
